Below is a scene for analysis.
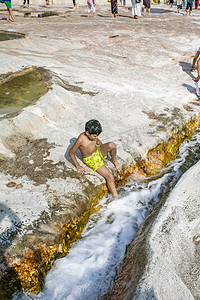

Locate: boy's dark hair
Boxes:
[85,120,102,135]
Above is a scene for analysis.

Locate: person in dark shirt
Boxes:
[143,0,150,15]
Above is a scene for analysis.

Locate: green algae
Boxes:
[0,31,25,42]
[0,70,49,116]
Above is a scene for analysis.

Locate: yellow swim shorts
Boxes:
[83,145,107,172]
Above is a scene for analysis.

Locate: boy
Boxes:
[191,47,200,98]
[69,120,121,198]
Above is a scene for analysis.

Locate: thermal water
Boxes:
[11,129,200,300]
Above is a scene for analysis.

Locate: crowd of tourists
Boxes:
[79,0,198,18]
[0,0,199,22]
[82,0,198,18]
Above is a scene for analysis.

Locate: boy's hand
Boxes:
[77,166,87,174]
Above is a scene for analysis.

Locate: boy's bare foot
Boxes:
[111,160,122,172]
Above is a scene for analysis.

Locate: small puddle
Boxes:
[0,68,49,116]
[0,31,25,42]
[38,12,58,17]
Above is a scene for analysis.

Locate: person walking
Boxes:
[0,0,16,22]
[73,0,78,8]
[143,0,150,15]
[111,0,118,17]
[177,0,183,12]
[131,0,141,18]
[186,0,194,14]
[119,0,125,6]
[183,0,187,6]
[87,0,95,17]
[22,0,29,8]
[195,0,199,10]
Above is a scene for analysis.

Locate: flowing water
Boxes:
[11,129,200,300]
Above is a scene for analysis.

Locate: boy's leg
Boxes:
[96,165,118,197]
[197,59,200,78]
[192,59,200,97]
[100,142,121,172]
[192,59,200,82]
[196,80,200,97]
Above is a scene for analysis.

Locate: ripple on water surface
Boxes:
[0,69,49,116]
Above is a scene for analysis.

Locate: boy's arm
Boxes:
[191,51,200,71]
[69,136,87,174]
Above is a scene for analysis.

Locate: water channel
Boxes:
[11,128,200,300]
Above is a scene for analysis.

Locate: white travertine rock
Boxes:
[0,4,200,293]
[132,161,200,300]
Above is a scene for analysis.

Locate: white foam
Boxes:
[12,129,200,300]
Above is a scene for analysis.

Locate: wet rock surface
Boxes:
[109,161,200,300]
[0,3,200,296]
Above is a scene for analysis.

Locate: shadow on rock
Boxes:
[64,137,82,166]
[0,203,22,299]
[182,83,196,94]
[179,61,194,78]
[133,288,158,300]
